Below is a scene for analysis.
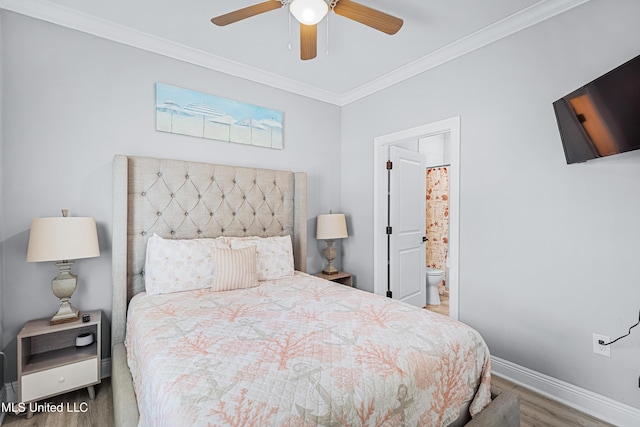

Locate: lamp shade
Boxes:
[27,217,100,262]
[316,213,348,240]
[290,0,329,25]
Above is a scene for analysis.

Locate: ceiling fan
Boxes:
[211,0,403,61]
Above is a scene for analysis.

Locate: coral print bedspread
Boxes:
[126,272,491,427]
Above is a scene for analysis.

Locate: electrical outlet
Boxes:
[593,334,610,357]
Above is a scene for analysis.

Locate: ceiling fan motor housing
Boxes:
[211,0,403,60]
[289,0,329,25]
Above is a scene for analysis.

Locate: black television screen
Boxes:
[553,54,640,164]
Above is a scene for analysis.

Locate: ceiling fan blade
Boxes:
[211,1,283,26]
[300,24,317,60]
[333,0,403,35]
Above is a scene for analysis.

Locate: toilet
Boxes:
[425,267,444,305]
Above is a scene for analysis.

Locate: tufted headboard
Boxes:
[111,155,307,346]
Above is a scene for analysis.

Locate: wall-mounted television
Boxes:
[553,54,640,164]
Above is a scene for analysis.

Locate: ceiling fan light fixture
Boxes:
[289,0,329,25]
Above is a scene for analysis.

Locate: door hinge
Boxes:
[386,160,393,170]
[386,226,393,235]
[422,236,428,242]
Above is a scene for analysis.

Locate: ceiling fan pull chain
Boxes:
[326,12,330,56]
[210,0,403,60]
[327,0,338,56]
[288,11,292,50]
[285,0,294,51]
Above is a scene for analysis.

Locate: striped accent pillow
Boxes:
[211,246,258,291]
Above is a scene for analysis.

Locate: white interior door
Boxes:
[389,146,426,308]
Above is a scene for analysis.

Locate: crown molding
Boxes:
[0,0,343,105]
[340,0,591,104]
[1,0,590,106]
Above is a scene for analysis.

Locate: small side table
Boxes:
[17,310,101,415]
[315,271,353,287]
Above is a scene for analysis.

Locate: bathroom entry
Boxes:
[422,133,451,315]
[387,146,427,308]
[377,135,449,311]
[373,117,460,319]
[426,167,449,293]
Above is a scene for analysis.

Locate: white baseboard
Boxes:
[0,383,6,425]
[491,356,640,427]
[1,382,18,426]
[3,381,17,404]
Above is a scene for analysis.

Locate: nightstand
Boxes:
[315,271,353,287]
[17,310,101,412]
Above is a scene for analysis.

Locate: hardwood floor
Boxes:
[3,380,113,427]
[492,375,615,427]
[425,289,450,316]
[2,373,614,426]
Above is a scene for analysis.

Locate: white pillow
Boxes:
[229,235,294,281]
[211,246,258,291]
[144,234,229,295]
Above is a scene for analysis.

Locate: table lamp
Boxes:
[26,210,100,325]
[316,211,348,275]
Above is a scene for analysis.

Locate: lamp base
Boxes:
[50,305,79,325]
[321,239,340,275]
[50,261,80,325]
[322,266,339,275]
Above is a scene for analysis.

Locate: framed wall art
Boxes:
[155,82,283,149]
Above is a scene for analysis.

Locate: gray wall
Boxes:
[341,0,640,408]
[0,12,341,379]
[2,0,640,413]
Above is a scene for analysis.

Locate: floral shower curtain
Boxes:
[426,167,449,293]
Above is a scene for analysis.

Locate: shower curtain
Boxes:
[426,167,449,293]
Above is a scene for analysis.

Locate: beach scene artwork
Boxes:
[155,83,284,149]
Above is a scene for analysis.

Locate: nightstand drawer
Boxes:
[21,358,98,402]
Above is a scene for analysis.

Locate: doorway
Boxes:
[373,117,460,319]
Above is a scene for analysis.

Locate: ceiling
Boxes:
[1,0,590,105]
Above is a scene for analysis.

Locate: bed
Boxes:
[111,155,519,427]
